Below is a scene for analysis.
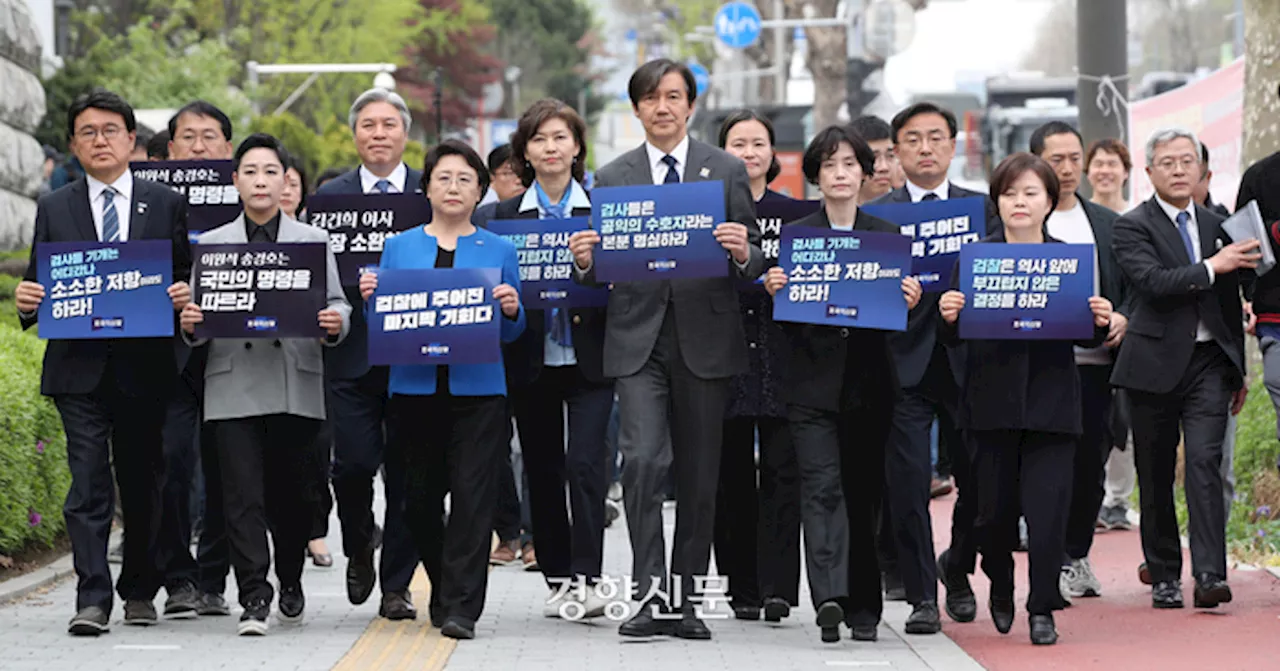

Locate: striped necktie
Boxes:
[102,188,120,242]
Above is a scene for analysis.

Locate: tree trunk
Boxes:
[1243,0,1280,167]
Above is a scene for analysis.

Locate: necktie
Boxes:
[1176,211,1196,261]
[661,155,680,184]
[102,188,120,243]
[374,179,392,194]
[921,193,940,202]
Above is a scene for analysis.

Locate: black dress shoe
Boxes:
[196,592,231,616]
[762,596,791,622]
[380,591,417,620]
[1152,581,1184,609]
[618,602,673,637]
[904,602,942,635]
[1193,576,1232,608]
[1029,613,1057,645]
[68,606,110,636]
[990,596,1015,634]
[440,617,475,640]
[278,584,305,623]
[850,624,878,641]
[674,612,712,640]
[816,601,843,643]
[936,550,977,623]
[123,600,158,626]
[346,548,376,606]
[882,571,908,601]
[733,604,760,621]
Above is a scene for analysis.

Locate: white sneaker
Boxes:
[578,589,609,619]
[1060,558,1101,598]
[544,589,588,620]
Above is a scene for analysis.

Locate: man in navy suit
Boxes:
[16,89,192,635]
[867,102,999,634]
[314,88,424,621]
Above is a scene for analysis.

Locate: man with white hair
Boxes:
[314,88,424,622]
[1111,127,1257,611]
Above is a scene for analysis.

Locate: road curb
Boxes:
[0,530,120,605]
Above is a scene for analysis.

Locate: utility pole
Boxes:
[434,68,444,141]
[1076,0,1128,195]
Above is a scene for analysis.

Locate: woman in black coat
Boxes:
[938,152,1113,646]
[764,125,922,643]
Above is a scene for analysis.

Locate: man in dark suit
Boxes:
[1031,121,1130,602]
[569,58,764,640]
[867,102,999,632]
[154,100,237,620]
[1112,128,1257,610]
[16,89,192,635]
[313,88,423,621]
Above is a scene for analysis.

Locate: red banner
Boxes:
[1129,58,1244,209]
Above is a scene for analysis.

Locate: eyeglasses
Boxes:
[75,125,125,142]
[176,131,224,147]
[899,132,950,150]
[1152,155,1199,172]
[432,173,477,188]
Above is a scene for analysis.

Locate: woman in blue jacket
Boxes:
[359,140,526,640]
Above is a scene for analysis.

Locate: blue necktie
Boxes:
[532,182,575,347]
[374,179,392,194]
[1176,211,1196,261]
[102,188,120,243]
[662,154,680,184]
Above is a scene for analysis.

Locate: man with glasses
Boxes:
[1112,128,1256,610]
[154,101,237,620]
[868,102,999,634]
[16,89,192,635]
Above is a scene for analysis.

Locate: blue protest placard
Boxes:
[591,181,727,282]
[368,268,501,366]
[131,160,241,242]
[36,240,174,339]
[488,217,610,309]
[306,193,433,285]
[192,243,327,339]
[860,196,986,288]
[957,243,1096,340]
[772,226,912,331]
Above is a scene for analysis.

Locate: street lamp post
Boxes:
[245,61,398,116]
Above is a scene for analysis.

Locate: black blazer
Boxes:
[868,183,1000,388]
[940,229,1107,436]
[313,165,426,381]
[777,208,902,414]
[21,177,191,397]
[1110,197,1245,394]
[474,192,609,387]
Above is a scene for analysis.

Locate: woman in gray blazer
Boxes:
[180,133,351,637]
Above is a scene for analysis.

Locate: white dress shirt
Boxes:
[359,163,408,194]
[644,135,690,185]
[87,171,134,242]
[905,178,950,203]
[1047,201,1110,364]
[1155,195,1215,342]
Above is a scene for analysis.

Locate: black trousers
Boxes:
[512,365,613,584]
[55,371,167,613]
[196,419,230,596]
[788,403,885,627]
[714,416,800,608]
[971,429,1073,615]
[1129,343,1234,583]
[156,354,204,592]
[307,417,334,541]
[494,404,531,545]
[392,392,507,627]
[212,414,319,607]
[1064,364,1114,562]
[329,369,416,595]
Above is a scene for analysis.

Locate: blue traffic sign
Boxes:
[714,2,762,49]
[688,62,710,97]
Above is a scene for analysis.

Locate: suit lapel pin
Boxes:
[1216,238,1224,250]
[136,202,148,214]
[699,167,711,179]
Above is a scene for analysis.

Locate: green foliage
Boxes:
[247,113,426,180]
[36,16,252,151]
[0,308,67,553]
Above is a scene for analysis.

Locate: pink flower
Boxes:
[28,509,41,527]
[36,440,45,454]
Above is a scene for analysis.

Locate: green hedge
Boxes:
[0,298,69,553]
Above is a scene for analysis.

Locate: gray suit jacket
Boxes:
[187,213,351,421]
[581,138,764,379]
